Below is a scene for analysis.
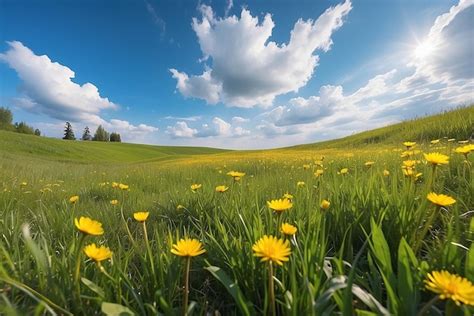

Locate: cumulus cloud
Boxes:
[166,117,250,138]
[0,41,158,141]
[170,1,352,107]
[166,121,197,138]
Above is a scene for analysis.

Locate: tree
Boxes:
[14,122,35,134]
[34,129,41,136]
[109,132,122,142]
[0,107,14,131]
[63,122,76,140]
[92,125,109,142]
[82,126,92,141]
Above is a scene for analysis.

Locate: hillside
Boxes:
[0,130,228,163]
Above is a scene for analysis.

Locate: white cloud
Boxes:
[224,0,233,16]
[0,41,159,141]
[170,1,352,107]
[166,116,250,138]
[166,121,197,138]
[231,116,249,124]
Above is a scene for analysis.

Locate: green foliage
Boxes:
[63,122,76,140]
[0,107,14,131]
[81,126,92,141]
[93,125,109,142]
[34,129,41,136]
[109,132,121,142]
[14,121,35,134]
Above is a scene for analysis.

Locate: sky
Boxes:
[0,0,473,149]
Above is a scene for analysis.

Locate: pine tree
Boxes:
[109,132,122,142]
[92,125,109,142]
[34,129,41,136]
[82,126,92,141]
[63,122,76,140]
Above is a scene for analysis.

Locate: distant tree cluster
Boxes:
[64,122,122,143]
[0,107,41,136]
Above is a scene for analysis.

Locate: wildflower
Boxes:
[303,164,310,170]
[339,168,349,175]
[191,183,202,192]
[118,183,129,190]
[424,152,449,166]
[280,223,297,236]
[177,204,185,210]
[227,171,245,181]
[425,270,474,306]
[297,181,305,187]
[69,195,79,204]
[267,198,293,212]
[383,170,390,177]
[215,185,229,193]
[403,141,416,149]
[74,217,104,236]
[112,182,119,188]
[455,145,474,159]
[427,192,456,207]
[110,199,118,205]
[320,199,330,210]
[252,235,291,266]
[84,243,112,263]
[314,160,324,167]
[283,193,293,201]
[20,182,27,187]
[171,238,206,257]
[314,169,324,177]
[430,139,440,145]
[364,161,375,167]
[402,160,417,168]
[133,211,149,222]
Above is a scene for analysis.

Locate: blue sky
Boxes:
[0,0,472,149]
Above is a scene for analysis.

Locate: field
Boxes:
[0,106,473,315]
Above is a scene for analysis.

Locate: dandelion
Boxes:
[69,195,79,204]
[282,193,293,201]
[303,164,310,170]
[425,270,474,306]
[424,152,449,166]
[320,199,330,210]
[253,235,291,316]
[402,160,417,168]
[191,183,202,192]
[455,145,474,160]
[403,141,416,149]
[74,217,104,236]
[227,171,245,181]
[133,211,149,222]
[118,183,129,190]
[427,192,456,207]
[339,168,348,175]
[314,169,324,177]
[111,182,119,188]
[177,204,186,210]
[297,181,305,187]
[280,223,297,236]
[84,243,112,263]
[110,199,118,206]
[267,198,293,212]
[364,161,375,167]
[171,238,206,315]
[215,185,229,193]
[383,169,390,177]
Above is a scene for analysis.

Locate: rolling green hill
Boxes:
[0,130,228,163]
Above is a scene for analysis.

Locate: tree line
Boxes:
[0,107,41,136]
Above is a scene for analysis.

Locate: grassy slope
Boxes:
[0,130,228,163]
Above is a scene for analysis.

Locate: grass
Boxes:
[0,106,473,315]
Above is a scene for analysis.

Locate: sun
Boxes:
[414,40,434,59]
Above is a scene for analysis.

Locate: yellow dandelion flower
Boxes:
[427,192,456,207]
[314,169,324,177]
[171,238,206,257]
[320,199,330,210]
[133,211,149,222]
[74,216,104,236]
[191,184,202,192]
[110,199,118,205]
[69,195,79,204]
[177,204,186,210]
[111,182,119,188]
[267,198,293,212]
[383,169,390,177]
[364,161,375,167]
[303,164,310,170]
[402,160,417,168]
[424,152,449,166]
[403,141,416,149]
[425,270,474,306]
[339,168,349,175]
[215,185,229,193]
[280,223,297,236]
[297,181,305,187]
[283,193,293,200]
[227,171,245,181]
[84,243,112,263]
[118,183,129,190]
[252,235,291,266]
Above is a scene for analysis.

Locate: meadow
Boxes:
[0,106,473,315]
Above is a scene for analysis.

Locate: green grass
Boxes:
[0,107,473,315]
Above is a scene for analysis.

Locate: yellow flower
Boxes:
[383,170,390,177]
[303,164,310,170]
[314,169,324,177]
[191,184,202,192]
[84,243,112,263]
[364,161,375,167]
[424,152,449,166]
[111,182,119,188]
[69,195,79,204]
[133,211,149,222]
[20,182,27,187]
[280,223,297,236]
[171,238,206,257]
[455,145,474,157]
[74,216,104,236]
[215,185,229,193]
[227,171,245,181]
[430,139,440,145]
[425,270,474,306]
[402,160,417,168]
[339,168,349,175]
[252,235,291,266]
[403,141,416,148]
[427,192,456,207]
[282,193,293,201]
[297,181,305,187]
[320,199,330,210]
[177,204,185,210]
[267,198,293,212]
[110,199,118,205]
[118,183,129,190]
